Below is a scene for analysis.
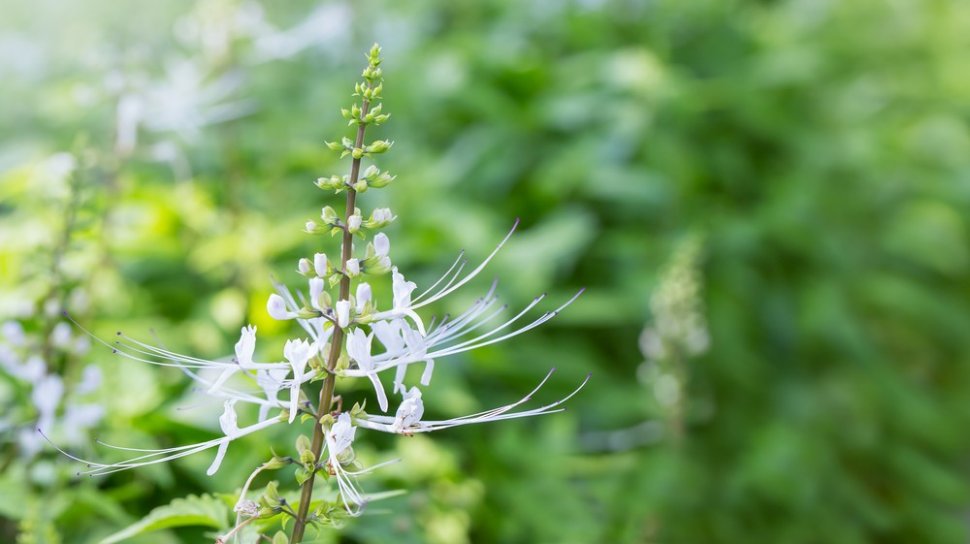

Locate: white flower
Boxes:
[51,322,73,348]
[346,328,387,412]
[298,258,312,275]
[314,253,328,276]
[355,282,372,313]
[390,387,423,433]
[374,232,390,257]
[236,325,257,367]
[309,277,326,311]
[283,339,314,422]
[208,325,257,393]
[207,400,240,475]
[1,321,25,346]
[373,208,394,223]
[347,214,362,233]
[355,370,591,435]
[336,300,351,328]
[305,220,317,233]
[75,365,102,395]
[391,267,416,311]
[346,258,360,277]
[234,500,260,518]
[329,412,356,456]
[256,367,290,422]
[267,293,296,320]
[42,407,281,477]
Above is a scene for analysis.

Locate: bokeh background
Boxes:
[2,0,970,542]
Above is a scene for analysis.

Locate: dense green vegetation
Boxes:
[2,0,969,542]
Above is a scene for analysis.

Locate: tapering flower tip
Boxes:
[309,277,326,311]
[391,387,424,433]
[336,300,351,328]
[314,253,328,277]
[207,400,240,475]
[330,412,356,456]
[235,325,257,367]
[374,232,390,257]
[392,267,417,310]
[346,258,361,277]
[298,258,312,276]
[356,282,372,313]
[267,294,296,320]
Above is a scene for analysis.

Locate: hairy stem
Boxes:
[290,97,371,543]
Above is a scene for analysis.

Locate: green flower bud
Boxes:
[365,140,393,154]
[295,434,311,456]
[351,147,364,159]
[354,180,368,193]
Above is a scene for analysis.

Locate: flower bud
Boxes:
[347,214,362,234]
[321,206,339,224]
[354,180,368,193]
[335,300,351,328]
[351,147,364,159]
[374,233,390,257]
[314,253,328,276]
[267,294,294,320]
[345,258,360,277]
[298,258,312,276]
[365,140,392,154]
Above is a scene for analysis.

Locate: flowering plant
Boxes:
[52,44,587,543]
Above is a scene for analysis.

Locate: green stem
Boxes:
[290,96,371,543]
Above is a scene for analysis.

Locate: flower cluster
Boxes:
[1,319,103,460]
[637,235,708,436]
[52,44,587,539]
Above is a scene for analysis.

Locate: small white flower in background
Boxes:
[1,317,105,460]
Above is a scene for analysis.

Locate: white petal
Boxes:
[267,294,293,320]
[309,277,326,310]
[336,300,351,328]
[234,325,257,367]
[207,441,230,475]
[314,253,328,276]
[356,283,372,313]
[374,233,390,257]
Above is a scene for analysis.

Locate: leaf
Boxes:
[99,494,229,544]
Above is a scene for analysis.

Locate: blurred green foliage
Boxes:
[2,0,970,542]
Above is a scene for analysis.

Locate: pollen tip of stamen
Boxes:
[116,331,123,336]
[111,349,118,354]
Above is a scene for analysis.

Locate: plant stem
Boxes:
[290,97,371,543]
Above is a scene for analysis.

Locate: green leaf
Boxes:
[99,494,229,544]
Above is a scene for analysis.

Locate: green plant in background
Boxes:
[4,0,970,542]
[51,44,588,544]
